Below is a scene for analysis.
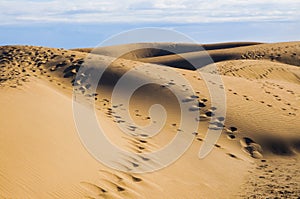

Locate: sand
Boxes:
[0,42,299,198]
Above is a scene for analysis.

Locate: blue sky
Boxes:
[1,0,300,48]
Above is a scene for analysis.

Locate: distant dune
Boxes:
[72,42,300,70]
[71,42,262,58]
[0,41,299,198]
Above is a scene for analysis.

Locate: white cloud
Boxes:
[0,0,299,25]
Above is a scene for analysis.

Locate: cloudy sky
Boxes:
[1,0,300,48]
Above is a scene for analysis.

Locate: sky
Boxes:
[1,0,300,48]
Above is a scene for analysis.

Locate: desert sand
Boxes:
[0,42,299,198]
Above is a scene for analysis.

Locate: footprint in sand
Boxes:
[205,110,214,117]
[227,153,238,159]
[223,126,238,140]
[240,137,263,159]
[229,126,238,132]
[227,133,236,140]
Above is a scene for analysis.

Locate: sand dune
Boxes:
[132,42,300,70]
[72,42,261,63]
[72,42,300,70]
[0,42,299,198]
